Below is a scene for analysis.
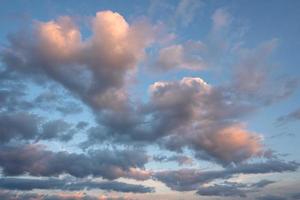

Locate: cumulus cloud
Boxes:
[86,77,266,165]
[1,8,299,200]
[145,77,264,165]
[1,10,153,113]
[0,144,149,180]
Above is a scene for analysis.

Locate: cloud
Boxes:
[0,112,40,143]
[292,192,300,199]
[39,119,74,142]
[153,154,194,166]
[153,41,207,71]
[34,90,83,115]
[0,111,76,143]
[196,182,248,197]
[256,195,287,200]
[0,86,33,112]
[148,0,202,28]
[277,107,300,123]
[0,144,150,180]
[145,77,264,165]
[0,190,133,200]
[212,8,231,32]
[229,39,299,105]
[196,180,275,197]
[1,10,153,113]
[154,160,299,191]
[175,0,203,26]
[0,177,154,193]
[250,179,276,188]
[85,77,265,165]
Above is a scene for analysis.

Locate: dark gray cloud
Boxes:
[40,119,73,142]
[154,160,298,191]
[0,177,154,193]
[250,179,275,188]
[0,112,40,143]
[256,195,287,200]
[0,144,149,180]
[0,87,33,112]
[196,180,275,197]
[292,192,300,199]
[0,190,132,200]
[34,90,83,115]
[196,182,248,197]
[0,111,76,143]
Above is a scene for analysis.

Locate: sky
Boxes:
[0,0,300,200]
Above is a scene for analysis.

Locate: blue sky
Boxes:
[0,1,299,200]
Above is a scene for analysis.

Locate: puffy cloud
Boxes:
[1,10,153,113]
[154,160,299,191]
[36,16,81,62]
[86,77,265,165]
[0,177,154,193]
[145,77,263,165]
[0,144,149,180]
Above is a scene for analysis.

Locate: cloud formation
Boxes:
[0,6,299,200]
[0,177,154,193]
[0,144,149,180]
[1,10,153,114]
[146,77,264,165]
[0,190,133,200]
[154,160,299,191]
[196,180,275,197]
[0,111,75,143]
